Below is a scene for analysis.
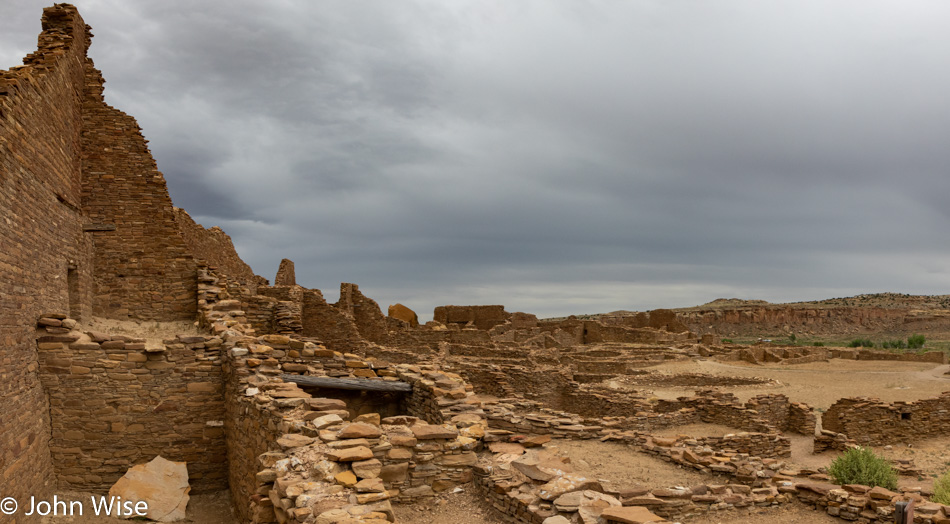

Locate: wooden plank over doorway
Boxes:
[280,374,412,393]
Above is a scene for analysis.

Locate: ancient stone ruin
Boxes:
[3,5,950,524]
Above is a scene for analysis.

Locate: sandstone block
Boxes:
[351,458,383,479]
[108,456,189,522]
[327,446,374,462]
[338,423,382,439]
[411,424,458,440]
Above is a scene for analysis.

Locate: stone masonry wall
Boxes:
[174,207,266,291]
[822,393,950,446]
[80,61,197,320]
[36,317,227,493]
[0,4,94,512]
[301,289,367,352]
[434,305,510,330]
[678,306,912,336]
[336,283,389,345]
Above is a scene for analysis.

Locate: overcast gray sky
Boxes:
[4,1,950,320]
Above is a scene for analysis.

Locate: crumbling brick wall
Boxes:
[80,62,197,321]
[0,4,95,507]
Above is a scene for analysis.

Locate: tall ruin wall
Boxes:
[174,207,266,291]
[1,4,245,511]
[0,4,95,506]
[80,64,197,320]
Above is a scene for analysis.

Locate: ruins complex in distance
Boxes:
[3,5,950,524]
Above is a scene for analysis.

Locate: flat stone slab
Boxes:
[328,446,374,462]
[600,506,666,523]
[108,456,189,522]
[411,424,458,440]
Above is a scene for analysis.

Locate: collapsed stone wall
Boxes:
[0,4,96,506]
[36,317,227,492]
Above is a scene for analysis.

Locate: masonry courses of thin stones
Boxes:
[4,5,950,524]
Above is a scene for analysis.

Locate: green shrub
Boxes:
[722,339,733,344]
[908,334,926,349]
[934,469,950,504]
[849,338,874,348]
[881,339,906,350]
[828,447,897,489]
[814,342,825,347]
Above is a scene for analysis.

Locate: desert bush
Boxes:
[907,334,926,349]
[814,342,825,347]
[828,447,897,490]
[849,338,874,348]
[881,339,906,350]
[934,469,950,505]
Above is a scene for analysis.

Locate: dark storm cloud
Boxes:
[4,0,950,319]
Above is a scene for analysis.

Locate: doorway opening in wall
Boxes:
[67,264,80,320]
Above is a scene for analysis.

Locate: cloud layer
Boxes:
[4,0,950,319]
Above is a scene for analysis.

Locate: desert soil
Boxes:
[393,485,847,524]
[392,488,499,524]
[648,358,950,410]
[651,423,741,439]
[547,439,725,489]
[686,504,843,523]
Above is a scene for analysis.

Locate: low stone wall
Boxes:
[822,392,950,446]
[657,391,815,436]
[724,345,948,366]
[476,428,950,524]
[848,348,948,364]
[813,430,856,454]
[473,432,792,524]
[796,483,950,524]
[36,317,227,492]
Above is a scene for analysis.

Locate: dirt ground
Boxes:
[651,423,740,439]
[687,503,843,523]
[648,359,950,410]
[393,489,500,524]
[39,491,234,523]
[547,439,725,489]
